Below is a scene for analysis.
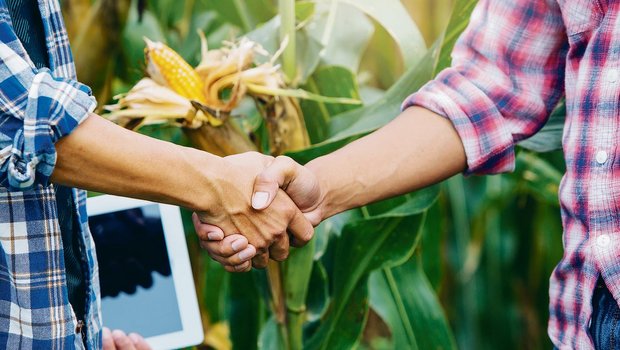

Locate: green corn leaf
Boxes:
[339,0,427,69]
[245,83,361,105]
[201,0,276,32]
[514,151,562,206]
[369,254,457,350]
[300,65,363,143]
[308,2,375,73]
[433,0,478,74]
[305,261,330,322]
[518,101,565,153]
[287,43,440,164]
[258,316,286,350]
[304,189,438,350]
[227,273,263,350]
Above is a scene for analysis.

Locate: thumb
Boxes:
[252,156,298,210]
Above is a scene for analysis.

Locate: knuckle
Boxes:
[254,244,268,255]
[298,234,311,245]
[276,155,294,166]
[261,154,275,165]
[227,257,239,267]
[252,256,268,269]
[195,229,209,241]
[256,172,272,185]
[272,251,288,262]
[282,205,295,217]
[254,237,269,249]
[304,228,315,241]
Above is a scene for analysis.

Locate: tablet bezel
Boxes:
[86,195,203,350]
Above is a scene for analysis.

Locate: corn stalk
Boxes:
[265,2,314,350]
[279,0,296,82]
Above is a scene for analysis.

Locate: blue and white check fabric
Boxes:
[0,0,101,348]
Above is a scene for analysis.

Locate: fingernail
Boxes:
[102,328,111,337]
[231,239,245,252]
[207,231,223,240]
[238,248,254,261]
[252,192,269,209]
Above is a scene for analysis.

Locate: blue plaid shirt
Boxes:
[0,0,101,348]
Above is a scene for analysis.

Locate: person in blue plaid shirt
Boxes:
[0,0,315,349]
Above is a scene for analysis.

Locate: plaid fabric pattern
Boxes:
[0,0,101,349]
[404,0,620,348]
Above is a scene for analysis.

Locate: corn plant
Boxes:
[63,0,566,349]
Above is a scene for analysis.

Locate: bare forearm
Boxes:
[51,114,223,210]
[307,106,466,219]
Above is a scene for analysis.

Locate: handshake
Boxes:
[185,107,465,272]
[191,152,327,273]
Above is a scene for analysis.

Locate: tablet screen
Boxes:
[89,204,183,337]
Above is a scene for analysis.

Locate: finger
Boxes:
[200,235,248,258]
[284,198,314,247]
[128,333,151,350]
[103,328,116,350]
[112,330,137,350]
[224,260,252,273]
[269,234,289,261]
[194,212,239,239]
[252,252,269,269]
[192,213,224,240]
[252,156,299,210]
[209,245,257,266]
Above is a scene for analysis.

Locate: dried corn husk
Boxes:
[106,78,202,129]
[105,37,359,157]
[195,37,311,154]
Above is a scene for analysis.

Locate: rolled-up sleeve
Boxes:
[0,40,96,190]
[403,0,567,175]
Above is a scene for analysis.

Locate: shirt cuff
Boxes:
[402,68,515,176]
[8,70,97,190]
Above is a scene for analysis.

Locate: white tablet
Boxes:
[87,195,203,350]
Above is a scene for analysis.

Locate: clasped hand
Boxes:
[193,152,322,272]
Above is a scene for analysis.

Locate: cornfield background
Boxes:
[62,0,566,349]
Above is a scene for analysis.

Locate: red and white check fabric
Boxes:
[404,0,620,348]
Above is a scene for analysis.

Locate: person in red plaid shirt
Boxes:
[199,0,620,348]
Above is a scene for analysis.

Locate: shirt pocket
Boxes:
[558,0,604,36]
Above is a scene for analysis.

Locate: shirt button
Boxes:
[609,68,619,83]
[596,150,608,164]
[597,234,611,248]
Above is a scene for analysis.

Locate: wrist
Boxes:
[175,147,228,212]
[305,157,338,221]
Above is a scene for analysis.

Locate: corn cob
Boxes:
[144,38,206,104]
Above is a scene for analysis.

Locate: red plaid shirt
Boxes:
[404,0,619,348]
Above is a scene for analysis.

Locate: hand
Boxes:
[193,212,256,272]
[102,328,150,350]
[194,152,314,269]
[250,155,324,225]
[196,156,324,270]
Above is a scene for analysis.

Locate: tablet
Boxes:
[87,195,203,350]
